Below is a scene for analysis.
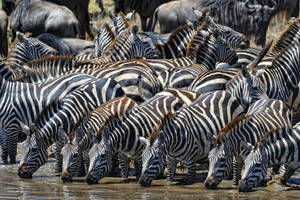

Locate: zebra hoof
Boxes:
[122,179,130,183]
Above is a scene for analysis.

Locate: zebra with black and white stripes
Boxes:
[17,78,125,178]
[238,122,300,192]
[0,73,100,164]
[85,89,201,184]
[204,98,292,189]
[138,90,246,187]
[60,97,137,182]
[7,32,58,80]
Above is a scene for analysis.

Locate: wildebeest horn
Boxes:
[264,0,278,12]
[245,0,256,12]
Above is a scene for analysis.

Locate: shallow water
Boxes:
[1,147,300,199]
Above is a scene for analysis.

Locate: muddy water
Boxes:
[1,147,300,199]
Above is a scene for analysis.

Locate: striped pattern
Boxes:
[204,98,291,188]
[139,90,245,186]
[86,89,200,184]
[60,97,137,182]
[17,78,125,178]
[239,122,300,192]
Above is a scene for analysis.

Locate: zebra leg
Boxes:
[7,133,18,164]
[233,156,243,185]
[166,158,177,182]
[134,156,143,180]
[0,131,8,164]
[186,161,197,184]
[76,151,86,177]
[277,164,297,185]
[53,142,63,176]
[118,155,130,183]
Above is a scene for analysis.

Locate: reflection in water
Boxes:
[0,146,299,199]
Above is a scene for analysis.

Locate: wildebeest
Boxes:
[2,0,93,39]
[114,0,174,31]
[37,33,95,56]
[10,0,82,42]
[0,9,8,59]
[2,0,15,15]
[151,0,278,46]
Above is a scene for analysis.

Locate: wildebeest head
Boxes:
[244,0,277,46]
[2,0,16,15]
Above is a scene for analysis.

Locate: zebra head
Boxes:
[208,17,250,49]
[239,141,268,192]
[18,123,48,179]
[60,129,81,182]
[139,133,166,187]
[205,134,233,189]
[131,25,158,59]
[86,127,113,184]
[7,32,58,80]
[227,66,266,107]
[215,37,238,65]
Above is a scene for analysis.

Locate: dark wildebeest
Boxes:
[0,9,8,59]
[10,0,82,42]
[37,33,95,56]
[150,0,278,46]
[2,0,15,15]
[2,0,93,39]
[114,0,174,31]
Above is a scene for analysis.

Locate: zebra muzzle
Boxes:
[204,177,219,189]
[86,171,98,185]
[138,175,152,187]
[17,164,32,179]
[61,169,73,182]
[238,179,252,192]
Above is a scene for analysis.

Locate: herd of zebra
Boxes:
[0,4,299,193]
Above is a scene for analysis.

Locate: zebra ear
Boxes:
[240,140,253,152]
[219,134,229,144]
[241,65,250,78]
[131,25,139,35]
[87,128,98,143]
[16,31,28,43]
[18,121,30,136]
[30,123,42,141]
[255,69,265,78]
[139,137,149,146]
[58,129,69,144]
[102,126,110,143]
[257,141,265,151]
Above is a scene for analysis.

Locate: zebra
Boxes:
[85,89,201,184]
[138,90,246,187]
[93,23,116,58]
[60,97,137,182]
[7,32,58,80]
[18,58,162,104]
[17,77,125,178]
[238,122,300,192]
[85,25,158,65]
[0,73,102,164]
[204,98,292,189]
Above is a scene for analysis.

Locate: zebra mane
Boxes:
[197,7,211,24]
[270,39,300,68]
[225,66,258,90]
[102,28,132,56]
[15,55,74,81]
[186,21,211,56]
[103,23,117,41]
[259,126,292,143]
[148,112,174,145]
[271,18,300,55]
[215,113,250,144]
[95,107,113,140]
[68,120,82,141]
[118,11,131,30]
